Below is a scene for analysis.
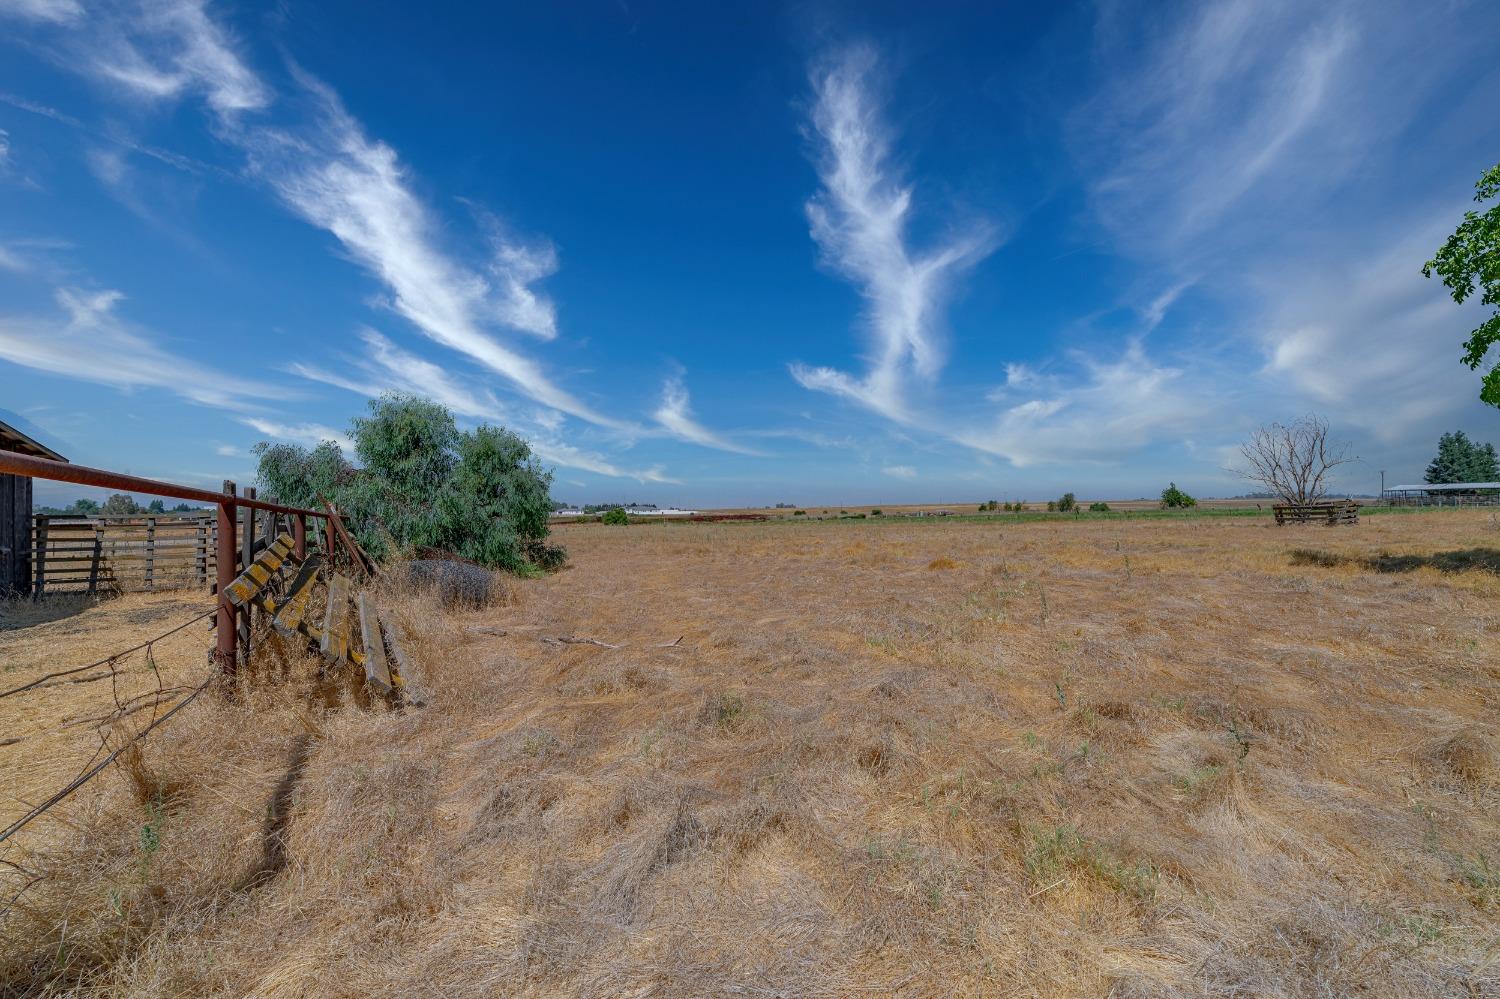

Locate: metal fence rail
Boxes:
[0,451,345,678]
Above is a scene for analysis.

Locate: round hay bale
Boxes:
[396,559,505,610]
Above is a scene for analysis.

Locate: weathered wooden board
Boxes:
[356,591,392,696]
[377,606,413,691]
[320,572,351,664]
[272,554,323,638]
[223,533,296,607]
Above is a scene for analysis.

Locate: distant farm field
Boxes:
[4,510,1499,996]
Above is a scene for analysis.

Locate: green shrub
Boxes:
[1159,482,1197,509]
[1046,501,1057,512]
[1088,501,1111,512]
[1056,492,1077,512]
[602,507,630,526]
[254,393,565,572]
[871,508,882,516]
[793,510,806,516]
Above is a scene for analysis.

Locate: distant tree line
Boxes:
[36,495,200,516]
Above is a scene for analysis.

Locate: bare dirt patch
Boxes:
[3,511,1498,996]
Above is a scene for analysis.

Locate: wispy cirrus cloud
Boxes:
[882,464,916,480]
[291,328,510,426]
[960,343,1209,467]
[0,286,288,410]
[290,329,672,482]
[651,371,762,455]
[238,417,352,453]
[237,73,621,427]
[790,44,994,422]
[0,0,81,25]
[1074,1,1353,260]
[1,0,640,455]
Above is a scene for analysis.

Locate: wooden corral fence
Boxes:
[1273,500,1359,526]
[30,513,216,594]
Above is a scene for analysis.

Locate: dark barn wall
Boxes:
[1,472,31,595]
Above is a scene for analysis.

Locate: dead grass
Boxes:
[3,510,1500,996]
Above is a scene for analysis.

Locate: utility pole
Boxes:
[1380,469,1386,496]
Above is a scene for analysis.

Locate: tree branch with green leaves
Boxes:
[1424,162,1500,406]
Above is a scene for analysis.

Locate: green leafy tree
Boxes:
[1425,163,1500,405]
[602,507,630,526]
[1056,492,1077,512]
[71,498,100,515]
[1160,483,1197,509]
[1089,502,1111,512]
[1425,430,1500,483]
[101,493,141,516]
[254,394,564,572]
[146,499,165,514]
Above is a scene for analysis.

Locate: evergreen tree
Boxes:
[1425,431,1499,483]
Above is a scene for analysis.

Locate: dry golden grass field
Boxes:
[3,509,1499,997]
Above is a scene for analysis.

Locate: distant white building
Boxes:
[628,506,698,516]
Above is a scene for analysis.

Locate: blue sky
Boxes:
[2,0,1498,507]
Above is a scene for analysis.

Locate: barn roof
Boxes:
[1386,482,1500,492]
[0,418,67,462]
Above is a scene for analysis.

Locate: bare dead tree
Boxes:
[1235,414,1357,505]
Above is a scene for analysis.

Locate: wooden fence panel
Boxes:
[29,513,227,593]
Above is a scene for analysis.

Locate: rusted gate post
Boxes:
[293,513,307,560]
[324,513,336,564]
[216,481,238,680]
[241,487,256,661]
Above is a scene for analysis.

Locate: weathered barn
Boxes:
[0,419,67,595]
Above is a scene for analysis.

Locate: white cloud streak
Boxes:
[10,0,270,116]
[238,72,620,428]
[652,372,761,455]
[0,0,81,25]
[0,287,289,410]
[882,464,916,480]
[1075,1,1353,258]
[238,417,353,453]
[791,44,994,421]
[6,0,629,434]
[291,330,670,481]
[960,343,1208,467]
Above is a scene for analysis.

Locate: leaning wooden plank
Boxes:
[272,554,324,638]
[253,589,365,669]
[320,573,352,664]
[223,533,297,607]
[357,592,393,697]
[320,498,378,579]
[377,606,413,691]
